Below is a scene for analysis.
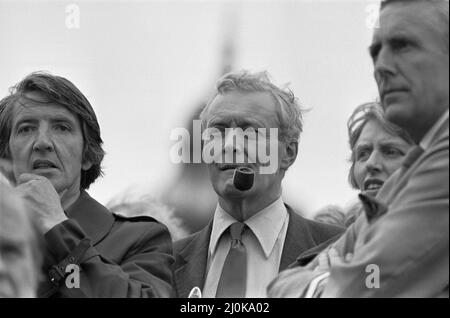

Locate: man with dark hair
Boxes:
[0,72,174,297]
[269,0,449,297]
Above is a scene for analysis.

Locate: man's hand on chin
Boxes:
[16,173,68,233]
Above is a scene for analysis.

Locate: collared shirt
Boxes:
[202,197,290,298]
[420,109,449,150]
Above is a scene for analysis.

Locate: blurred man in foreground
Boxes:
[0,170,43,298]
[269,0,449,297]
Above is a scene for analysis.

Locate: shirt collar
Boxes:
[209,205,236,257]
[420,109,449,150]
[209,197,288,259]
[245,197,288,258]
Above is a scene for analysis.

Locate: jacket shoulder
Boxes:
[173,230,202,254]
[304,217,345,242]
[288,207,344,243]
[113,213,160,224]
[110,213,173,248]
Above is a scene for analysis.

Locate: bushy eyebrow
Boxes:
[51,117,75,125]
[13,117,37,126]
[355,143,372,152]
[13,115,76,128]
[369,32,418,60]
[208,117,263,128]
[379,140,410,149]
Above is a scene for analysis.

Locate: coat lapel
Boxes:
[279,205,316,271]
[39,191,115,297]
[379,116,449,207]
[293,235,343,267]
[65,191,115,245]
[174,223,212,298]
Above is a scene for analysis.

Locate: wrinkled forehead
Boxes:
[206,91,280,126]
[376,1,448,42]
[10,92,80,127]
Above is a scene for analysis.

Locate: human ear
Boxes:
[280,140,298,170]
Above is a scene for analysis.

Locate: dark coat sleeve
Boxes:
[42,218,174,298]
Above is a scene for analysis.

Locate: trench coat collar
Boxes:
[65,190,115,245]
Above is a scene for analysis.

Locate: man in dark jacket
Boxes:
[0,72,174,297]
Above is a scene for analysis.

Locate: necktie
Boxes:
[215,222,247,298]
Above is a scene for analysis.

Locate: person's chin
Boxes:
[217,179,251,199]
[32,167,59,178]
[364,189,379,198]
[384,100,414,127]
[37,174,64,192]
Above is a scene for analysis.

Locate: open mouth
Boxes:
[32,159,58,170]
[363,179,384,192]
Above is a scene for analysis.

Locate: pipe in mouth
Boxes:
[233,167,255,191]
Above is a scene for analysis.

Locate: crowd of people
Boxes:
[0,0,448,298]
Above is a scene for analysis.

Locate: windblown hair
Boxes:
[200,70,304,144]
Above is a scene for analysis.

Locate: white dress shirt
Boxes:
[203,197,290,298]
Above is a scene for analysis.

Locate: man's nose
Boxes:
[33,128,54,152]
[223,130,243,153]
[374,47,396,83]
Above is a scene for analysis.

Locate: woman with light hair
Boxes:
[314,102,415,227]
[344,102,415,226]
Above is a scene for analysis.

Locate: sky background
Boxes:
[0,0,381,217]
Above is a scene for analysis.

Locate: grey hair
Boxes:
[200,70,304,144]
[381,0,449,50]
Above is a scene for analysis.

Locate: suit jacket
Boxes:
[38,191,174,298]
[271,116,449,298]
[172,205,344,298]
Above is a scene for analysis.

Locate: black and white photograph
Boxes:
[0,0,448,301]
